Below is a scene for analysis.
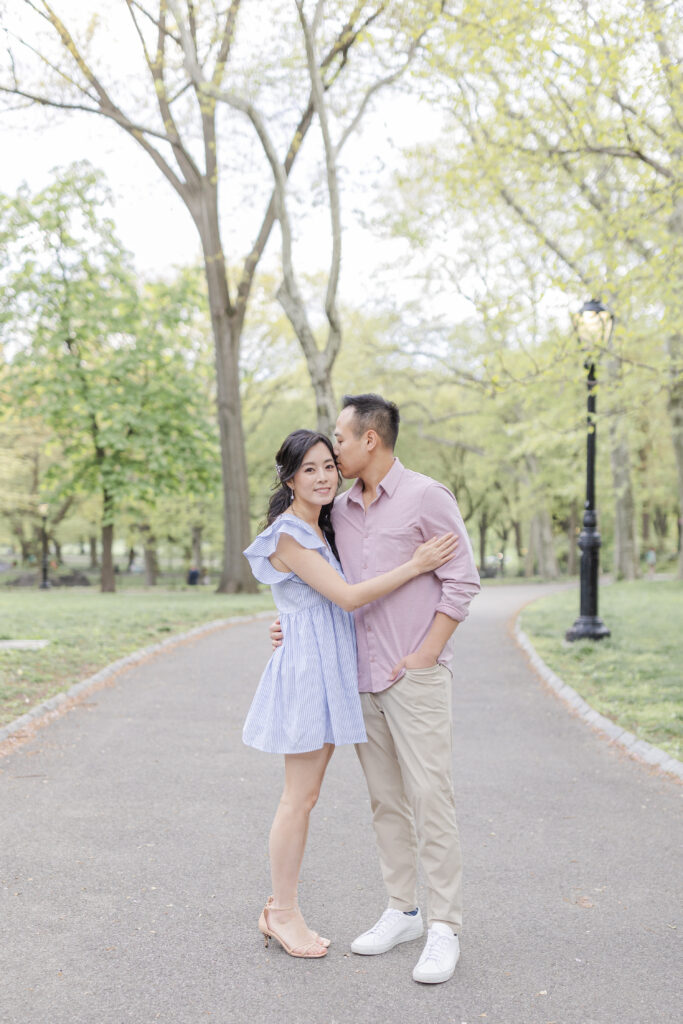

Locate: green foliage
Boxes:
[0,3,680,580]
[378,0,682,570]
[0,165,220,539]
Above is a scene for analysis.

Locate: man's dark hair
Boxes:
[341,393,400,450]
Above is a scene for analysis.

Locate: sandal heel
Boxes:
[257,897,327,959]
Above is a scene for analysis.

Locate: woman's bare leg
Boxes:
[266,743,334,951]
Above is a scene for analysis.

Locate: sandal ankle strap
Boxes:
[266,897,294,913]
[266,895,297,911]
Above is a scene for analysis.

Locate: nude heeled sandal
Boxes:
[258,897,329,959]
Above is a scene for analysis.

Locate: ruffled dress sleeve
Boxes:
[243,515,328,585]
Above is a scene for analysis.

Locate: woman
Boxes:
[243,429,458,959]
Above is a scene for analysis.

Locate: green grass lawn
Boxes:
[520,579,683,760]
[0,587,275,728]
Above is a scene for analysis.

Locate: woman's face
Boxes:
[289,442,339,507]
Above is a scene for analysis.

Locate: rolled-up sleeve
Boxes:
[419,483,481,622]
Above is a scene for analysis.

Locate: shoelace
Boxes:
[365,910,399,937]
[419,931,453,965]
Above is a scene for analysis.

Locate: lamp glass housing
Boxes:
[572,299,614,351]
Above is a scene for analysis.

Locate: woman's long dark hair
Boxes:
[264,430,341,560]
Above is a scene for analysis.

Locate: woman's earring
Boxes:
[290,488,294,503]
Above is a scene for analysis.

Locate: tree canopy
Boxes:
[0,1,680,582]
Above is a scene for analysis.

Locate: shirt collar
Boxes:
[346,457,404,506]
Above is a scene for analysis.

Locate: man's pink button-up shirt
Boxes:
[331,459,480,694]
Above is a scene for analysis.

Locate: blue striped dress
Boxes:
[242,514,367,754]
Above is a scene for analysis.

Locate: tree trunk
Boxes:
[537,509,559,577]
[602,338,638,580]
[101,524,115,592]
[478,510,488,570]
[32,523,42,563]
[668,344,683,577]
[310,356,337,437]
[11,519,33,564]
[523,455,559,578]
[315,379,337,438]
[607,411,638,579]
[495,525,509,576]
[526,510,559,578]
[195,193,256,594]
[52,537,62,564]
[13,524,32,564]
[191,524,203,571]
[524,516,538,576]
[568,499,579,575]
[127,547,136,571]
[642,509,651,546]
[89,535,98,569]
[513,520,523,560]
[276,288,339,437]
[653,506,669,539]
[664,184,683,578]
[141,526,158,587]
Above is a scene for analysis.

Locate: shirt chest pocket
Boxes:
[373,525,424,572]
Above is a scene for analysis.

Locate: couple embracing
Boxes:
[241,393,480,985]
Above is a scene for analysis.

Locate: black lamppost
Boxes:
[566,299,611,642]
[38,502,50,590]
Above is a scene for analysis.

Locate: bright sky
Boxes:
[1,3,450,316]
[5,108,203,271]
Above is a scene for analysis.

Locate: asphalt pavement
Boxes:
[1,583,681,1024]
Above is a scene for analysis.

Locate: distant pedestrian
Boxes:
[646,547,656,579]
[242,428,457,960]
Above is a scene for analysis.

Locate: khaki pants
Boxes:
[355,663,463,931]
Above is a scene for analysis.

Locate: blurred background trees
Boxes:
[0,0,680,585]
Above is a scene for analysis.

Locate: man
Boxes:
[272,394,480,984]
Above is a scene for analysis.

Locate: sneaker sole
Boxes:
[350,922,424,955]
[412,966,457,984]
[412,954,460,984]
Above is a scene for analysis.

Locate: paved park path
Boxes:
[1,584,681,1024]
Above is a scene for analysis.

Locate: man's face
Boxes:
[333,406,368,480]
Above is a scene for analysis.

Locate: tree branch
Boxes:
[124,0,154,71]
[127,0,181,44]
[12,3,191,201]
[335,21,432,157]
[148,1,202,185]
[211,0,241,88]
[643,0,683,133]
[5,27,100,102]
[535,143,672,180]
[296,0,342,356]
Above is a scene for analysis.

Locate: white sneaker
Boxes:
[351,908,424,955]
[412,923,460,984]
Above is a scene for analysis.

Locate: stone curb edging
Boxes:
[513,618,683,782]
[0,610,275,747]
